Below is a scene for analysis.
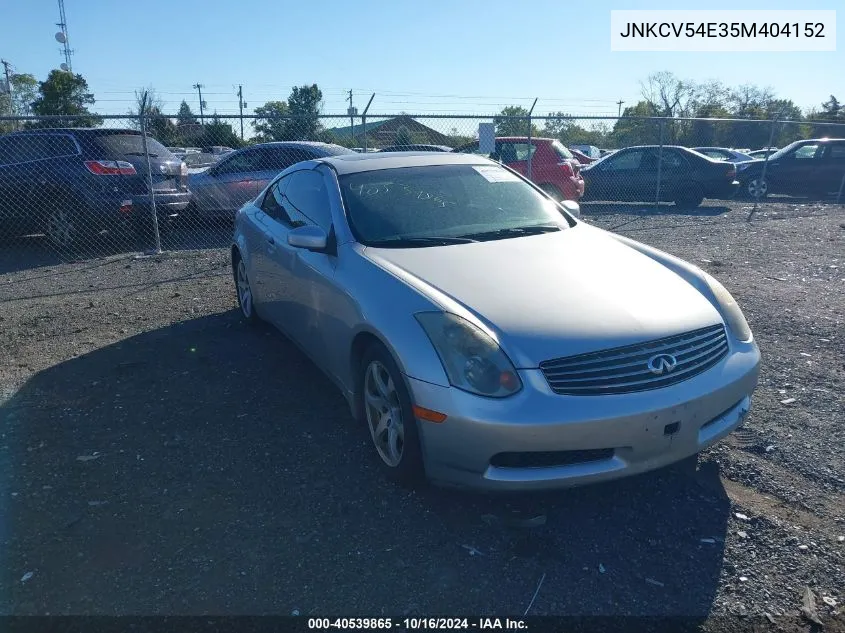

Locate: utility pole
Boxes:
[56,0,73,72]
[616,100,625,118]
[237,85,246,140]
[347,89,356,145]
[1,60,13,116]
[193,83,205,125]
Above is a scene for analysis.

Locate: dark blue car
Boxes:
[0,128,191,247]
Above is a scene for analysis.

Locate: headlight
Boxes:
[415,312,522,397]
[702,274,753,342]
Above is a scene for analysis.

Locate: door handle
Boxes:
[267,237,275,245]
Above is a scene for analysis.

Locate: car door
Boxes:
[250,173,301,332]
[767,142,824,195]
[269,169,340,368]
[817,142,845,197]
[248,175,290,310]
[194,148,265,214]
[0,135,42,229]
[656,148,692,200]
[584,148,651,201]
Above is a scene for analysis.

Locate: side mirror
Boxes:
[288,225,328,252]
[560,200,581,218]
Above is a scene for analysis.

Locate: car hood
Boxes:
[363,225,723,368]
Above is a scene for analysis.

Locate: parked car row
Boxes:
[2,129,843,248]
[447,136,844,207]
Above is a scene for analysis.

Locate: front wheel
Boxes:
[360,343,424,485]
[233,253,259,324]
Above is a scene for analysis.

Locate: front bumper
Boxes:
[408,340,760,492]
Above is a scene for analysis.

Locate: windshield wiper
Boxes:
[459,224,560,241]
[366,236,477,248]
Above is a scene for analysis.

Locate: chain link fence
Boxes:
[1,113,844,264]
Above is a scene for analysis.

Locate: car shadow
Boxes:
[0,312,729,618]
[0,223,234,277]
[581,202,731,217]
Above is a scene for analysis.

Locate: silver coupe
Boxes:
[231,152,760,491]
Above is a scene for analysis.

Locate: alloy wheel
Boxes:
[236,259,253,318]
[363,360,405,467]
[46,208,75,248]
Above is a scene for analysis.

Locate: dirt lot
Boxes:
[0,199,843,630]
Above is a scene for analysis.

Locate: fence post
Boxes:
[750,107,786,220]
[139,92,162,255]
[361,93,375,152]
[526,98,537,181]
[654,119,665,209]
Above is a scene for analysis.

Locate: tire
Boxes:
[674,184,705,209]
[360,342,424,485]
[232,251,259,324]
[539,184,563,201]
[744,177,768,200]
[44,197,82,251]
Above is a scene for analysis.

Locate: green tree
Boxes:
[31,70,99,126]
[253,100,290,141]
[808,95,843,137]
[609,101,660,147]
[176,100,198,127]
[494,106,539,137]
[198,113,242,148]
[0,72,39,132]
[285,84,323,140]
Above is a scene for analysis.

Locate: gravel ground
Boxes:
[0,199,843,630]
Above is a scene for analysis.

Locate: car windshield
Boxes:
[339,164,570,246]
[767,142,803,161]
[320,144,357,156]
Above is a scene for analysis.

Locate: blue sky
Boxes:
[0,0,840,119]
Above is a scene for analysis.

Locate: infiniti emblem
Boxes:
[647,353,678,375]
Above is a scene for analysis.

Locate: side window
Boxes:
[258,147,309,171]
[460,142,484,156]
[260,175,292,222]
[42,135,79,158]
[826,143,845,159]
[215,149,262,174]
[511,143,536,161]
[605,150,644,171]
[792,144,821,160]
[0,136,40,163]
[662,150,687,168]
[281,170,332,230]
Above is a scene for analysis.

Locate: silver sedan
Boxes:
[231,152,760,491]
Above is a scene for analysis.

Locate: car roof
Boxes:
[316,151,496,175]
[8,127,140,136]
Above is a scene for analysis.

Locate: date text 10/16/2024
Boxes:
[308,618,528,630]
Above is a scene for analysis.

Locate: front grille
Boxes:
[540,324,728,396]
[490,448,614,469]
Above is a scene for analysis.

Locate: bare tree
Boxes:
[640,71,697,118]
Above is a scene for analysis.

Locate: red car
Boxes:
[454,136,585,201]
